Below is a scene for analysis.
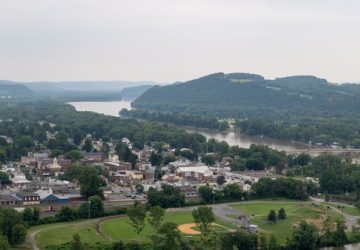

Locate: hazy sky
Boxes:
[0,0,359,83]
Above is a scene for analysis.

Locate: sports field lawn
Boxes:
[34,211,234,249]
[230,201,339,243]
[35,220,107,249]
[101,211,233,242]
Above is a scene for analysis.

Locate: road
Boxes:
[310,196,360,230]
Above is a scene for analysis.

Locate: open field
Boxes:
[36,221,107,249]
[26,200,350,249]
[231,201,340,243]
[100,211,235,241]
[32,211,233,249]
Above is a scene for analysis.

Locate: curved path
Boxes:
[310,197,360,230]
[95,214,127,241]
[27,219,102,250]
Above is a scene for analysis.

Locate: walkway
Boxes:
[310,197,360,230]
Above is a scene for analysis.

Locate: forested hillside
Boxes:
[0,82,34,97]
[119,85,153,100]
[133,73,360,119]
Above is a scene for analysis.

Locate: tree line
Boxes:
[120,109,229,131]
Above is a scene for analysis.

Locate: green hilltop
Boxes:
[132,72,360,119]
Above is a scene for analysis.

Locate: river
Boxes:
[68,100,315,152]
[68,100,132,117]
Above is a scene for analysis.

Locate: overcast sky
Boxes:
[0,0,359,83]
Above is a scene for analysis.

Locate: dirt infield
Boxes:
[177,223,201,235]
[177,223,232,235]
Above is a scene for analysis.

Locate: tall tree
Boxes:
[127,202,147,238]
[79,167,103,198]
[152,222,182,250]
[278,208,286,220]
[268,210,277,223]
[0,208,27,245]
[10,224,26,245]
[147,206,165,232]
[192,206,215,236]
[334,220,347,247]
[22,207,33,224]
[82,138,93,152]
[0,234,10,250]
[55,206,78,222]
[32,207,40,223]
[150,152,163,166]
[286,221,319,250]
[78,196,104,218]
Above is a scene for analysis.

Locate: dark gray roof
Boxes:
[14,192,39,198]
[0,194,21,201]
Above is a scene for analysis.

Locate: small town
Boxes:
[0,134,280,213]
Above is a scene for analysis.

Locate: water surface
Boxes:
[68,100,132,117]
[68,100,310,152]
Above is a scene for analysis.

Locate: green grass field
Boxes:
[35,220,107,249]
[31,200,348,249]
[100,211,236,242]
[34,211,233,249]
[230,201,339,243]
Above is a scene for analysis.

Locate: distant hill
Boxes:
[0,81,34,98]
[0,80,161,93]
[132,72,360,119]
[0,79,162,102]
[119,85,153,100]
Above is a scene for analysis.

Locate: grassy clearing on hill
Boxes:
[35,220,107,250]
[101,211,234,242]
[33,211,233,249]
[230,201,340,243]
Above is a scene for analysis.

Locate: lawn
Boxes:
[34,211,234,249]
[230,201,338,243]
[35,220,107,249]
[100,211,233,242]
